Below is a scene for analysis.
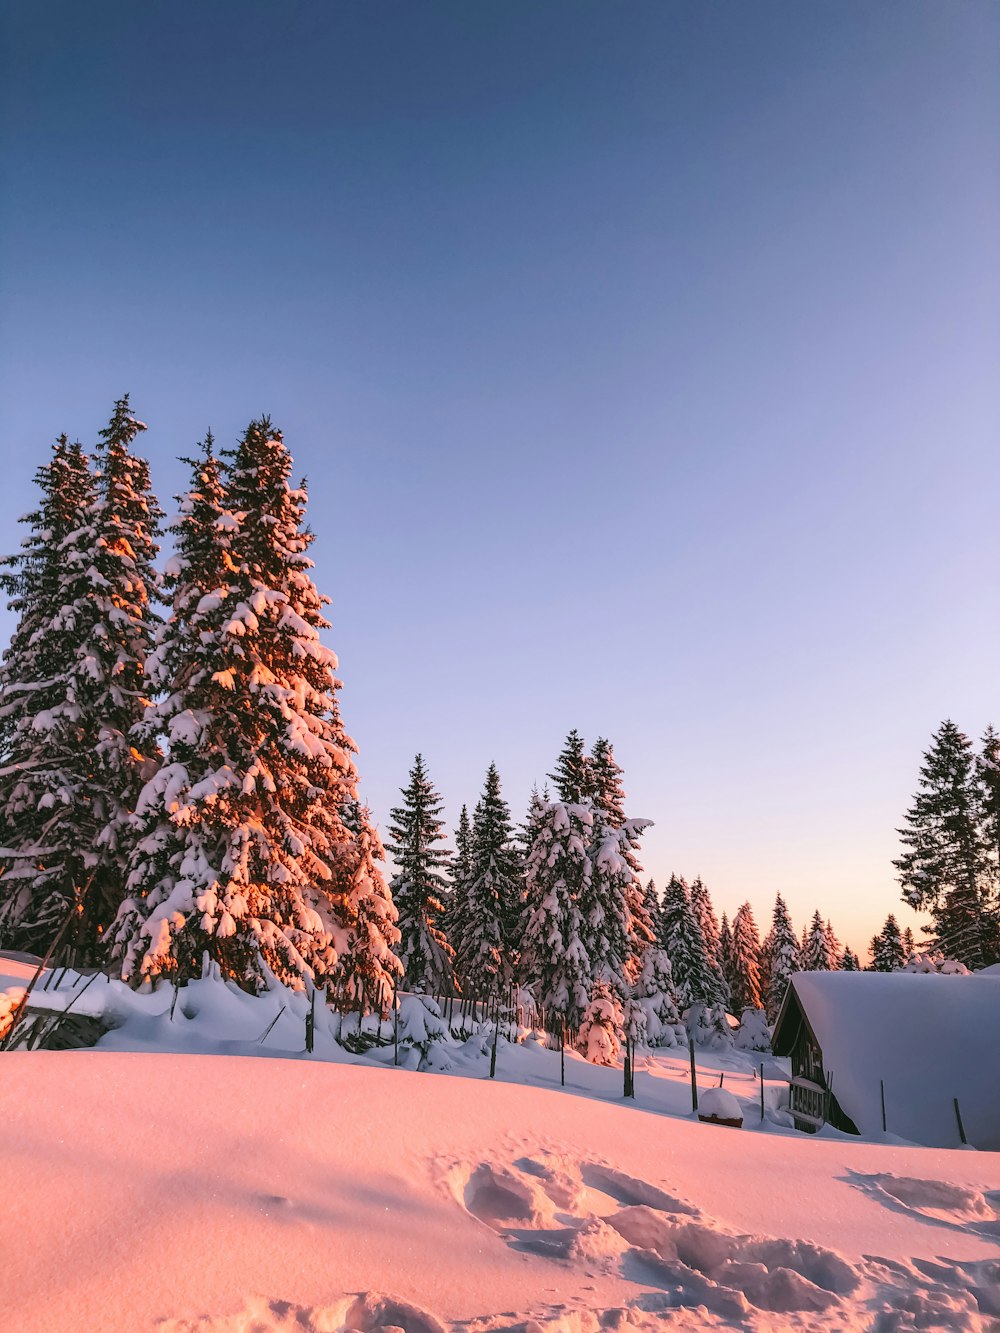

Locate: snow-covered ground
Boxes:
[3,959,1000,1331]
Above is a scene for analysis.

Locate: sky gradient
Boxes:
[1,2,998,954]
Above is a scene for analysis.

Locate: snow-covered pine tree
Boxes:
[589,737,626,826]
[520,799,592,1034]
[113,422,362,991]
[975,725,1000,961]
[718,911,733,985]
[689,876,729,1004]
[0,437,98,953]
[632,943,685,1047]
[729,902,763,1011]
[0,399,163,963]
[577,977,623,1065]
[658,874,725,1009]
[870,913,906,972]
[823,919,841,970]
[333,806,403,1017]
[642,879,662,941]
[548,729,591,803]
[457,763,521,1001]
[894,719,990,970]
[839,945,861,971]
[803,909,837,971]
[442,803,473,989]
[763,893,799,1020]
[388,753,453,995]
[589,737,654,975]
[901,926,915,961]
[581,807,651,998]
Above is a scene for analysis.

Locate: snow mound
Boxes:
[698,1086,743,1122]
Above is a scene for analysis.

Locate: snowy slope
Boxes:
[3,1051,1000,1332]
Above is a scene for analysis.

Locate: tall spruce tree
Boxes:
[729,902,763,1011]
[803,909,837,971]
[112,422,360,989]
[548,729,590,804]
[520,799,592,1033]
[0,399,162,963]
[388,754,453,994]
[894,720,990,969]
[840,945,861,971]
[581,808,651,999]
[658,874,724,1009]
[0,437,97,953]
[332,807,403,1016]
[870,913,906,972]
[763,893,799,1020]
[588,737,654,976]
[443,803,473,987]
[458,763,521,999]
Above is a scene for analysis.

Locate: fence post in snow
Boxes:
[880,1078,886,1133]
[760,1064,765,1121]
[393,979,399,1067]
[689,1038,698,1113]
[305,987,316,1054]
[953,1097,968,1146]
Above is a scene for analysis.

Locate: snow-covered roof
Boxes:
[775,971,1000,1150]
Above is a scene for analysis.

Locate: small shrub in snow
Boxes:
[577,980,623,1065]
[632,946,686,1047]
[396,994,450,1063]
[734,1007,771,1053]
[686,1001,734,1051]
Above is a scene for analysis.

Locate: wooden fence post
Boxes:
[689,1038,698,1113]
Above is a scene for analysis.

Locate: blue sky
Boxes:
[1,1,998,951]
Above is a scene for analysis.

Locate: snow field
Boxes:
[3,1050,1000,1332]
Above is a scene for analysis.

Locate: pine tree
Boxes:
[0,437,97,953]
[587,738,653,978]
[581,808,650,998]
[577,978,623,1065]
[458,763,521,1000]
[762,893,799,1020]
[894,720,989,970]
[388,754,453,995]
[0,399,162,963]
[333,808,403,1016]
[718,911,733,986]
[803,909,837,971]
[589,737,626,826]
[548,729,590,804]
[632,944,685,1047]
[823,920,842,970]
[975,725,1000,961]
[520,800,592,1033]
[442,803,473,986]
[112,423,360,991]
[839,945,861,971]
[689,877,721,971]
[729,902,763,1011]
[901,926,915,961]
[642,879,662,941]
[870,913,906,972]
[658,874,724,1009]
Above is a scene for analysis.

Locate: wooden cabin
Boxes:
[772,971,1000,1149]
[771,977,858,1134]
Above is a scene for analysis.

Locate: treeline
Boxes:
[0,401,990,1056]
[385,729,864,1053]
